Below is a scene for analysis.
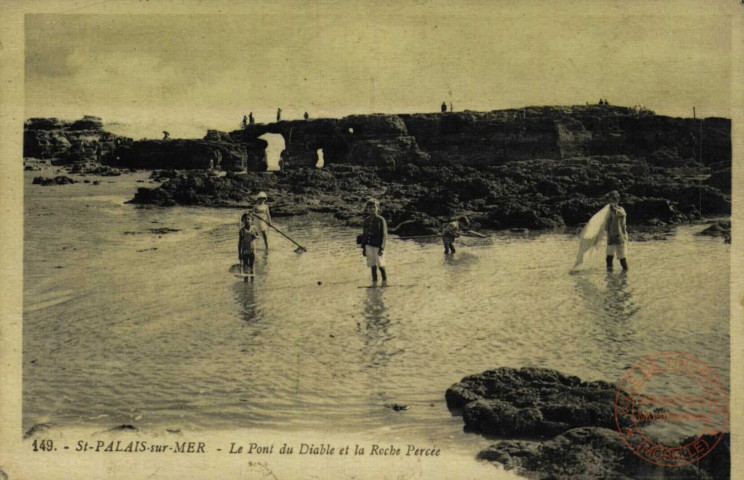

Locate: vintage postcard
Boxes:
[1,1,741,479]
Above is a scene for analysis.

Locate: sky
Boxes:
[24,2,734,139]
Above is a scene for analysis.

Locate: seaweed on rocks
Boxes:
[128,155,730,235]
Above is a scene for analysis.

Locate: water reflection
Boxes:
[360,288,395,369]
[603,272,638,322]
[233,281,263,324]
[573,272,638,360]
[443,251,479,268]
[574,272,637,324]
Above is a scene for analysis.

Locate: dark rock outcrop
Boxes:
[448,368,730,479]
[479,428,729,480]
[228,106,730,171]
[110,136,251,172]
[696,220,731,243]
[24,116,129,165]
[445,367,628,438]
[25,108,731,234]
[130,154,730,233]
[32,176,75,186]
[27,106,730,178]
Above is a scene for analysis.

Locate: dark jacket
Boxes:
[606,206,627,245]
[362,214,388,250]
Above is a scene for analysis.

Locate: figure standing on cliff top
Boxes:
[359,198,388,284]
[441,102,447,113]
[242,115,248,129]
[252,192,272,250]
[162,131,170,140]
[249,112,255,124]
[276,108,282,122]
[304,112,309,120]
[238,213,260,282]
[442,216,470,255]
[605,191,628,271]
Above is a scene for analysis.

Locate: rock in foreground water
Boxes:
[447,368,730,479]
[696,220,731,243]
[32,176,75,186]
[478,428,728,480]
[446,367,623,437]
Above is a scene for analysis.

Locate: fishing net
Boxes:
[572,204,610,270]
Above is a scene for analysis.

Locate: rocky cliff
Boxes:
[27,108,731,233]
[24,116,130,165]
[26,107,731,174]
[229,106,729,171]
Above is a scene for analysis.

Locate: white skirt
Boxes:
[606,243,628,259]
[364,245,386,267]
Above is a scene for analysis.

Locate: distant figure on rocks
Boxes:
[238,213,260,282]
[442,216,470,255]
[276,108,282,122]
[253,191,272,250]
[605,191,628,271]
[249,112,255,124]
[278,151,288,171]
[162,131,170,140]
[441,102,447,113]
[242,115,248,128]
[304,112,309,120]
[359,198,388,284]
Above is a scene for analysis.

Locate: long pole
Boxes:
[699,113,703,219]
[248,212,307,251]
[397,235,442,239]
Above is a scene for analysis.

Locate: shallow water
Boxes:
[23,172,730,449]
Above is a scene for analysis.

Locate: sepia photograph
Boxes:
[1,1,741,479]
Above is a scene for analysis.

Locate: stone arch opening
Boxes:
[316,149,324,168]
[258,133,286,171]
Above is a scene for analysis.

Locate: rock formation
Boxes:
[478,428,729,480]
[31,175,75,186]
[129,155,730,232]
[26,107,731,234]
[24,116,128,166]
[445,367,629,438]
[224,106,730,171]
[447,368,730,479]
[26,106,731,175]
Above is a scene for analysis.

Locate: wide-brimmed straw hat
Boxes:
[256,191,268,200]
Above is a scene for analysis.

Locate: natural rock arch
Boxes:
[258,133,286,171]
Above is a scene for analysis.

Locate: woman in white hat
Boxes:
[253,191,272,250]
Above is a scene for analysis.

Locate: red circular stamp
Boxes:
[614,352,728,467]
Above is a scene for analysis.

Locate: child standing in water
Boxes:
[605,191,629,271]
[253,191,272,250]
[238,213,260,281]
[442,216,470,254]
[360,198,388,284]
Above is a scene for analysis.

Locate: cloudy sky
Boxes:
[24,2,734,139]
